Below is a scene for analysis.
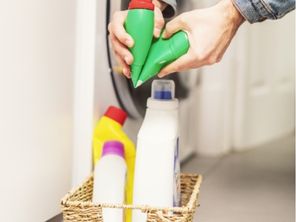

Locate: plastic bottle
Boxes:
[136,31,190,87]
[124,0,155,87]
[93,141,127,222]
[132,80,181,222]
[92,106,135,222]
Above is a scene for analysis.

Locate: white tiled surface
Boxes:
[50,134,295,222]
[182,134,295,222]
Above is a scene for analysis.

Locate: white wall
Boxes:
[0,0,76,221]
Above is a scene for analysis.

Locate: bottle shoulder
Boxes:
[138,109,179,140]
[94,117,136,156]
[95,155,127,169]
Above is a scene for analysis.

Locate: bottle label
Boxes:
[173,138,181,207]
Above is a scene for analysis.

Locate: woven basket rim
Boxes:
[61,173,202,213]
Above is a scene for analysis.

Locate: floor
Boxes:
[182,134,295,222]
[49,134,295,222]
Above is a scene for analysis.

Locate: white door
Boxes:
[233,12,295,149]
[0,0,76,221]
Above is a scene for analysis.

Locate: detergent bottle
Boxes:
[132,80,180,222]
[93,141,127,222]
[92,106,135,222]
[136,31,190,87]
[125,0,155,87]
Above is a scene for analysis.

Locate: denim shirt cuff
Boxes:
[232,0,277,23]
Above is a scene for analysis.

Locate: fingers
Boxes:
[110,33,133,65]
[108,10,135,79]
[108,11,134,47]
[154,7,165,38]
[109,33,132,78]
[158,52,196,77]
[162,15,184,39]
[114,52,131,78]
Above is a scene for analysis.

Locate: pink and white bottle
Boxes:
[92,141,127,222]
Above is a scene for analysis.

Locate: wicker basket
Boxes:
[61,173,202,222]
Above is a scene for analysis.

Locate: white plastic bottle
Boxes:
[92,141,127,222]
[132,80,180,222]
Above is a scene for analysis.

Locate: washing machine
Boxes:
[72,0,201,186]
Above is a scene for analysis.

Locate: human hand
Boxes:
[108,0,166,78]
[158,0,245,77]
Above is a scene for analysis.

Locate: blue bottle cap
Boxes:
[152,80,175,100]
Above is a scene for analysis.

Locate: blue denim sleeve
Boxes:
[233,0,295,23]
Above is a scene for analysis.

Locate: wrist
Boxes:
[229,0,245,26]
[220,0,245,27]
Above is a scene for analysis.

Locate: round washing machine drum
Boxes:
[106,0,199,119]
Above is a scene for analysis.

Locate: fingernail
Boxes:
[122,67,127,76]
[123,68,131,78]
[124,56,131,65]
[158,72,165,78]
[125,38,133,47]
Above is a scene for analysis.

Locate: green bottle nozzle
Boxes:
[136,31,190,87]
[125,0,155,87]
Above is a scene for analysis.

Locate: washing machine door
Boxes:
[106,0,200,119]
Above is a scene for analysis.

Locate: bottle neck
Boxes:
[147,98,179,110]
[128,0,154,10]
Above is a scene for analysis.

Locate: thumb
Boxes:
[158,53,193,77]
[154,7,165,38]
[162,15,183,39]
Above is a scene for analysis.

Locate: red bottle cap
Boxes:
[128,0,154,10]
[104,106,127,126]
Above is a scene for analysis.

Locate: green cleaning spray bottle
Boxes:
[135,31,190,87]
[125,0,155,87]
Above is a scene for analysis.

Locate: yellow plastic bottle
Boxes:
[93,106,135,222]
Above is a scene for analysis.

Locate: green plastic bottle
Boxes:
[136,31,190,87]
[125,0,155,88]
